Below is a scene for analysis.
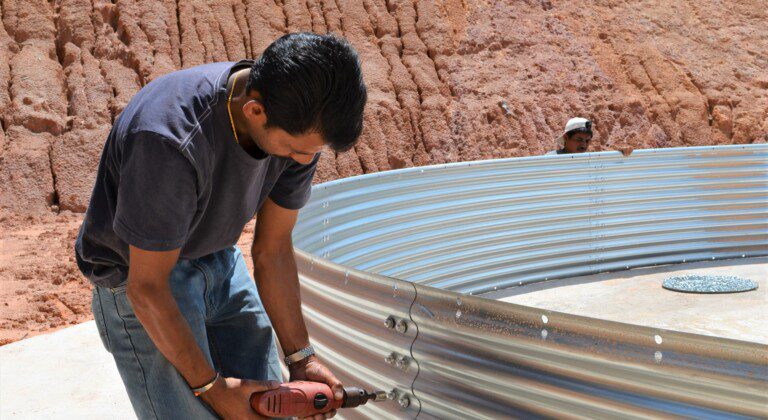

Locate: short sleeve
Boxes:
[113,131,198,251]
[268,153,320,210]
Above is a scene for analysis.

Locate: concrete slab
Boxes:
[1,321,134,419]
[487,257,767,344]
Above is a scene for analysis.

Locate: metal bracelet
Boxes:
[192,372,220,397]
[284,345,315,366]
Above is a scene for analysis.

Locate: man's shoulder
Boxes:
[116,129,205,185]
[121,130,190,162]
[117,62,234,142]
[150,62,233,89]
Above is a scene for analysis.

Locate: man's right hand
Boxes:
[201,376,280,419]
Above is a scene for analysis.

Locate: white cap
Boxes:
[557,117,592,148]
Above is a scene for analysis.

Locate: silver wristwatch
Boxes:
[284,345,315,366]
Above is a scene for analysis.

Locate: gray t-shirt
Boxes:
[75,60,319,288]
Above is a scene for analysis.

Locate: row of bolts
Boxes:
[347,278,674,408]
[384,315,412,408]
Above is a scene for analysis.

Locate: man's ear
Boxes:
[243,100,267,124]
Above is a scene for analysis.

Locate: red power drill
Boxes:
[250,381,388,418]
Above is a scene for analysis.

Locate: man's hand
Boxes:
[289,356,343,420]
[200,376,280,419]
[618,146,634,157]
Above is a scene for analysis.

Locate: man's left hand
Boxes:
[289,355,342,420]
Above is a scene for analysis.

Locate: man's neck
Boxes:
[227,68,250,131]
[226,69,265,158]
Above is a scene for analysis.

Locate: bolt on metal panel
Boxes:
[295,250,421,418]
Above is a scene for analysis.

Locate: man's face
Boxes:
[248,120,325,165]
[564,131,591,154]
[241,97,326,164]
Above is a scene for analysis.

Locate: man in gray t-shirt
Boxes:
[76,33,367,419]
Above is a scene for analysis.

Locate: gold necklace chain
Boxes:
[227,72,240,144]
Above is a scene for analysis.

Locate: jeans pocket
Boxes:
[91,287,112,352]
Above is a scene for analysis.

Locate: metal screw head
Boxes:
[396,356,410,371]
[395,319,408,333]
[384,316,396,329]
[398,394,411,408]
[373,390,389,401]
[385,352,397,365]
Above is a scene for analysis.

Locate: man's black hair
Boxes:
[247,32,367,152]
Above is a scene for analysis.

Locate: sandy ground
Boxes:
[0,211,88,345]
[487,258,768,344]
[0,212,259,346]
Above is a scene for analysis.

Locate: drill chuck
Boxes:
[340,387,377,408]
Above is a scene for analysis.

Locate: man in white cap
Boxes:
[547,117,593,155]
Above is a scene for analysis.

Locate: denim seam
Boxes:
[206,326,223,375]
[95,288,112,351]
[190,260,215,321]
[111,290,160,420]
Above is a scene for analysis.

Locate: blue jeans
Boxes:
[92,246,282,419]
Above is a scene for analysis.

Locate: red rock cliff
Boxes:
[1,0,766,215]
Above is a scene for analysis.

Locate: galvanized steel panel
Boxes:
[293,145,768,418]
[295,146,767,295]
[409,285,767,418]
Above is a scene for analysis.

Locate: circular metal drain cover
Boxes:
[663,275,758,294]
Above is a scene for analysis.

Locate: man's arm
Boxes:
[126,247,215,387]
[252,198,311,353]
[252,198,343,405]
[127,246,278,418]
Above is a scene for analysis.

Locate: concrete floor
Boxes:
[0,321,134,419]
[488,257,767,344]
